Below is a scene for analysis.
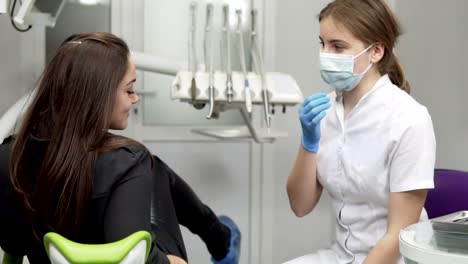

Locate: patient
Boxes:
[0,32,240,264]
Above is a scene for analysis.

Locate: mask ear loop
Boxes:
[353,43,375,59]
[353,43,375,74]
[358,62,374,75]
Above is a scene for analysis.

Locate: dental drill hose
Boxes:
[189,2,205,110]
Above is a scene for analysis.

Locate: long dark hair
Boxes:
[9,32,141,239]
[319,0,410,93]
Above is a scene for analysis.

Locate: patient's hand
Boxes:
[167,255,188,264]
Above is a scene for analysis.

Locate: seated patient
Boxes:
[0,32,240,264]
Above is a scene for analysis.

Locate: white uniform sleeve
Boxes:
[389,107,436,192]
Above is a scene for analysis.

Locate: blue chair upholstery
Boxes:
[424,169,468,219]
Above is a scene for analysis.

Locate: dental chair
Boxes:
[2,231,151,264]
[424,169,468,219]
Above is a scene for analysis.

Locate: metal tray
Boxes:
[432,211,468,235]
[431,211,468,252]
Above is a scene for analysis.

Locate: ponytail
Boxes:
[378,51,411,94]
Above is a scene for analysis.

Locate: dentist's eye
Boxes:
[334,45,344,50]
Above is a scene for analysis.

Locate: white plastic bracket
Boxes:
[173,70,301,143]
[0,0,8,14]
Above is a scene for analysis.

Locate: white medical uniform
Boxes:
[285,75,436,264]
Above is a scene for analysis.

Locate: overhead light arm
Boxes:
[131,51,186,76]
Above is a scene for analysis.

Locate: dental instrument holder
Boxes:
[171,70,303,143]
[172,4,304,143]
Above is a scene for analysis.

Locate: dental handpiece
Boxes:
[189,2,197,102]
[236,9,252,113]
[189,2,205,110]
[250,9,271,128]
[222,4,233,103]
[205,3,215,119]
[223,4,234,103]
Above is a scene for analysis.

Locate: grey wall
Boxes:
[271,0,334,262]
[0,2,110,117]
[145,141,252,264]
[0,15,44,117]
[45,2,110,62]
[0,12,44,264]
[396,0,468,171]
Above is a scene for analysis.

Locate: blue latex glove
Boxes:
[299,92,331,153]
[211,215,241,264]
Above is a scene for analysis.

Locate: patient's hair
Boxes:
[319,0,410,93]
[9,32,142,239]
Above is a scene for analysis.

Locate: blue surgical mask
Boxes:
[320,44,374,91]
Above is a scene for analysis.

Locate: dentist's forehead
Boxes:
[320,16,356,42]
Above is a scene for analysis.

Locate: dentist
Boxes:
[286,0,436,263]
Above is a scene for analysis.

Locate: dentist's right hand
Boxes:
[299,91,331,153]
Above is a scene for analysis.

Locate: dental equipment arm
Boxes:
[236,9,252,113]
[13,0,34,25]
[131,51,186,76]
[13,0,67,28]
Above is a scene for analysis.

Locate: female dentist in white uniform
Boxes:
[286,0,436,263]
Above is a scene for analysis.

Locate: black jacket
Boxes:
[0,136,173,264]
